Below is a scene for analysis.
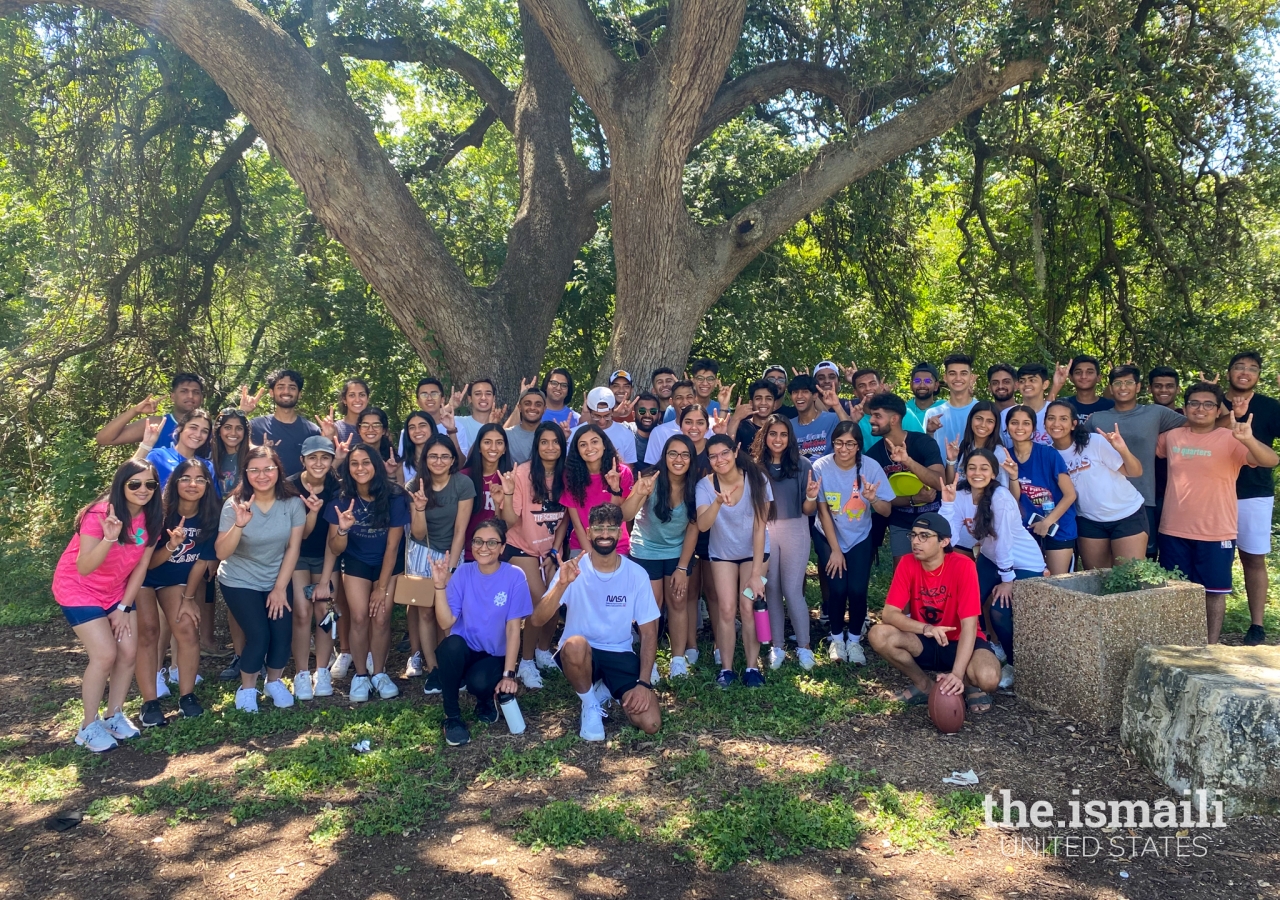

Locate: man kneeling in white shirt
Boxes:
[533,503,661,740]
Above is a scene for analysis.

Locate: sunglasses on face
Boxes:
[126,479,159,491]
[635,406,659,415]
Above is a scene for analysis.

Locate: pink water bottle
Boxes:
[745,577,771,643]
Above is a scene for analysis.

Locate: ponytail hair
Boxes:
[1047,399,1089,453]
[707,433,775,523]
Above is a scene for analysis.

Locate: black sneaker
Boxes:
[178,693,204,718]
[1244,624,1267,646]
[475,696,499,724]
[140,699,167,728]
[422,668,442,696]
[396,631,412,653]
[219,654,241,681]
[443,716,471,746]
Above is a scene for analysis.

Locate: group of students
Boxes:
[52,350,1279,752]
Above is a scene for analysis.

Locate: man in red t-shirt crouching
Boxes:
[868,513,1000,713]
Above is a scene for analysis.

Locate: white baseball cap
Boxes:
[586,386,617,411]
[813,360,840,376]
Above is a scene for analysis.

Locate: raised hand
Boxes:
[410,482,429,512]
[1000,454,1020,483]
[520,376,537,394]
[604,457,623,493]
[556,554,581,587]
[861,477,879,504]
[1232,413,1256,444]
[438,404,456,429]
[805,470,820,501]
[940,471,957,504]
[819,385,842,411]
[1230,392,1250,420]
[886,438,909,464]
[239,384,266,414]
[925,414,943,434]
[301,491,324,515]
[634,469,658,499]
[792,366,807,377]
[559,419,572,439]
[614,396,635,419]
[101,503,124,543]
[336,499,356,533]
[945,436,960,463]
[165,516,188,551]
[335,433,354,462]
[499,469,517,497]
[384,445,401,477]
[1052,362,1070,392]
[1201,371,1220,385]
[133,395,159,417]
[716,383,734,410]
[430,555,452,589]
[232,499,254,528]
[315,406,338,439]
[139,418,164,451]
[1095,423,1129,452]
[448,385,466,410]
[492,403,509,424]
[842,364,858,385]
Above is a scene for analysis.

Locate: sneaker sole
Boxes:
[423,688,442,696]
[445,735,470,746]
[76,741,116,753]
[141,718,167,728]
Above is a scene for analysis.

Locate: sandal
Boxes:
[896,684,930,706]
[965,688,993,714]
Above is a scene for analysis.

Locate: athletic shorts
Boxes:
[1040,535,1076,553]
[554,646,642,699]
[914,636,993,672]
[633,556,682,581]
[1076,507,1148,541]
[61,604,112,626]
[500,545,531,562]
[340,553,405,581]
[695,530,712,561]
[1236,497,1274,555]
[708,553,770,565]
[295,555,325,575]
[1158,535,1235,594]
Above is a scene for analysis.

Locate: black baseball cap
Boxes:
[911,513,951,539]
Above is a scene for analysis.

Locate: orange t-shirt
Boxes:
[1156,427,1252,542]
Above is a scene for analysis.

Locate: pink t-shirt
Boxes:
[562,466,634,554]
[51,502,150,610]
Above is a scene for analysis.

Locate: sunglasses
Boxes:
[126,479,159,491]
[635,406,660,415]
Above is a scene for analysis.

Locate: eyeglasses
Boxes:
[1110,379,1137,388]
[177,476,209,485]
[471,537,503,550]
[417,390,442,399]
[1185,399,1219,410]
[635,406,659,415]
[246,466,278,476]
[126,479,159,491]
[832,440,859,450]
[589,525,621,535]
[707,450,734,462]
[425,453,454,463]
[912,377,935,385]
[666,451,692,461]
[909,531,938,541]
[693,375,717,384]
[358,423,383,431]
[1230,364,1261,373]
[548,379,569,389]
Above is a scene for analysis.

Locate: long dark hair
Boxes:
[958,401,1003,460]
[963,448,1003,542]
[825,418,863,489]
[337,377,370,417]
[161,457,221,537]
[653,434,699,523]
[76,459,164,545]
[338,442,404,528]
[1047,399,1090,453]
[706,433,775,523]
[564,423,621,505]
[529,421,567,505]
[410,433,459,509]
[401,409,439,459]
[750,413,800,480]
[358,406,394,462]
[235,446,300,502]
[211,407,249,480]
[462,423,513,501]
[173,408,213,458]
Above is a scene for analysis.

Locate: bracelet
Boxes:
[337,527,351,537]
[446,427,458,434]
[181,594,195,601]
[503,491,514,495]
[636,680,653,691]
[165,543,180,553]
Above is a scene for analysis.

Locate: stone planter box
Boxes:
[1123,644,1280,815]
[1010,570,1204,730]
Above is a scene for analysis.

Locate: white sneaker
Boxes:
[767,646,786,670]
[265,679,294,708]
[650,663,660,685]
[404,651,424,678]
[668,655,689,678]
[999,664,1015,690]
[331,652,352,679]
[592,679,614,708]
[517,658,543,689]
[166,666,203,686]
[103,710,140,740]
[992,643,1008,664]
[796,647,816,671]
[371,672,399,699]
[844,639,866,666]
[579,702,605,741]
[313,667,333,697]
[534,648,557,670]
[349,674,371,702]
[366,652,375,673]
[827,635,847,662]
[155,669,171,699]
[684,647,699,666]
[293,670,314,701]
[75,719,117,753]
[713,647,722,666]
[235,686,259,713]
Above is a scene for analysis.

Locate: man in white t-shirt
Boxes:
[534,504,661,741]
[574,386,638,464]
[924,353,978,457]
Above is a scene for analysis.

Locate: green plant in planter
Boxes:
[1102,558,1186,595]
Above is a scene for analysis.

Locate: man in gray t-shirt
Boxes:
[1087,366,1185,507]
[504,388,546,465]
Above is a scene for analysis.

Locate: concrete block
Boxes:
[1122,644,1280,815]
[1011,570,1204,730]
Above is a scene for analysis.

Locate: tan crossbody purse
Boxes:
[393,574,435,607]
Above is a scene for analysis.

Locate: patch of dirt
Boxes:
[1,616,1277,900]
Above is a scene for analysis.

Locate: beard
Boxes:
[590,536,619,556]
[990,387,1013,402]
[912,387,936,400]
[275,395,298,409]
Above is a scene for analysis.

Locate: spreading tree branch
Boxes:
[399,107,499,181]
[520,0,624,116]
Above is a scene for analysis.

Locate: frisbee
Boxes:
[888,471,924,497]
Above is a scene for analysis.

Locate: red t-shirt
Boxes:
[462,470,503,561]
[884,552,985,640]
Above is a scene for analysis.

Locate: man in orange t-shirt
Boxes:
[1156,381,1278,642]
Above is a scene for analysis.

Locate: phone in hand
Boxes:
[1027,513,1059,538]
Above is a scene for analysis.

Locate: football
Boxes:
[928,682,966,734]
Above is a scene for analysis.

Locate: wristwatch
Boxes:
[503,670,516,679]
[636,680,653,690]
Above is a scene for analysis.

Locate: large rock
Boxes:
[1122,644,1280,815]
[1011,570,1204,730]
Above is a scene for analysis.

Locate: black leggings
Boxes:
[219,581,294,674]
[812,534,874,637]
[436,634,504,719]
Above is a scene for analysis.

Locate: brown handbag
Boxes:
[392,573,435,607]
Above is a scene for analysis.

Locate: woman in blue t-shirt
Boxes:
[621,434,699,679]
[1006,405,1078,575]
[136,408,216,489]
[321,443,410,703]
[135,457,220,726]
